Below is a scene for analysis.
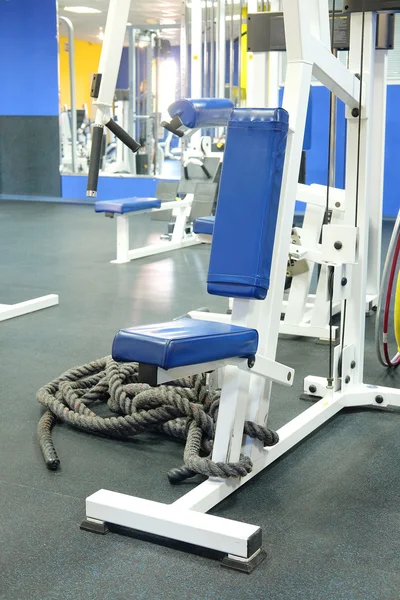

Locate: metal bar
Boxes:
[341,11,376,384]
[0,295,59,322]
[173,393,345,513]
[191,0,203,97]
[146,38,153,173]
[366,45,387,306]
[180,0,189,164]
[59,16,77,173]
[210,0,215,97]
[238,0,243,106]
[86,489,260,559]
[217,0,226,99]
[246,0,268,107]
[128,27,137,174]
[329,49,338,188]
[229,0,234,101]
[154,35,160,176]
[204,1,208,98]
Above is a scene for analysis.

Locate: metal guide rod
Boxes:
[180,0,188,98]
[204,1,208,98]
[180,0,188,162]
[191,0,203,146]
[128,26,137,175]
[210,0,216,97]
[154,35,160,176]
[191,0,203,97]
[329,49,337,188]
[59,16,77,173]
[146,37,153,173]
[238,0,243,106]
[229,0,234,101]
[217,0,226,99]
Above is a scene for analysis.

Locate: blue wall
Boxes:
[0,0,59,116]
[0,0,60,196]
[62,174,178,201]
[383,85,400,217]
[301,85,398,217]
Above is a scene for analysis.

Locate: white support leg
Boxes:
[0,294,59,322]
[171,203,191,244]
[111,214,130,264]
[85,489,261,559]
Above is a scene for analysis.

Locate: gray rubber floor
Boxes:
[0,201,399,600]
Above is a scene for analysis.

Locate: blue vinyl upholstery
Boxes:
[193,215,215,235]
[207,108,289,300]
[95,198,162,214]
[168,98,233,129]
[112,318,258,369]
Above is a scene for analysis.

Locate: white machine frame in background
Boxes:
[107,196,198,264]
[83,0,400,570]
[0,294,59,323]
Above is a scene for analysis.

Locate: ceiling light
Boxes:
[98,26,104,40]
[64,6,102,14]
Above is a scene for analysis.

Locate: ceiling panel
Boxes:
[59,0,182,43]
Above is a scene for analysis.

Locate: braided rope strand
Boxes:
[36,356,279,482]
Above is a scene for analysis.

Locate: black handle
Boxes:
[86,124,104,197]
[161,115,185,138]
[201,164,212,179]
[105,118,141,153]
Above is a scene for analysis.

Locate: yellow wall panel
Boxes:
[59,36,102,117]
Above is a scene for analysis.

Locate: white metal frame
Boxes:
[84,0,400,567]
[106,197,200,264]
[0,294,59,323]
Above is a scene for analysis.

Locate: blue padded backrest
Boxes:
[168,98,233,129]
[207,108,289,300]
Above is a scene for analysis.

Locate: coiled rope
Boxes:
[37,356,279,483]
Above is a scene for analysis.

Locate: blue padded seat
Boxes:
[207,108,289,300]
[95,198,162,214]
[112,318,258,370]
[193,216,215,236]
[168,98,233,129]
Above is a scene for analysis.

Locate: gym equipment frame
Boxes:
[82,0,400,570]
[0,294,58,323]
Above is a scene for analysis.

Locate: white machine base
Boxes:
[111,237,201,263]
[109,198,202,264]
[83,385,400,564]
[0,294,59,322]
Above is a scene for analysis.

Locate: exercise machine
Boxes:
[93,98,231,263]
[76,0,400,571]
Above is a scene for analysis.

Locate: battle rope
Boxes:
[376,210,400,368]
[37,356,279,483]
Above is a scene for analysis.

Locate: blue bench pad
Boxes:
[168,98,233,129]
[95,198,162,214]
[193,216,215,235]
[112,318,258,370]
